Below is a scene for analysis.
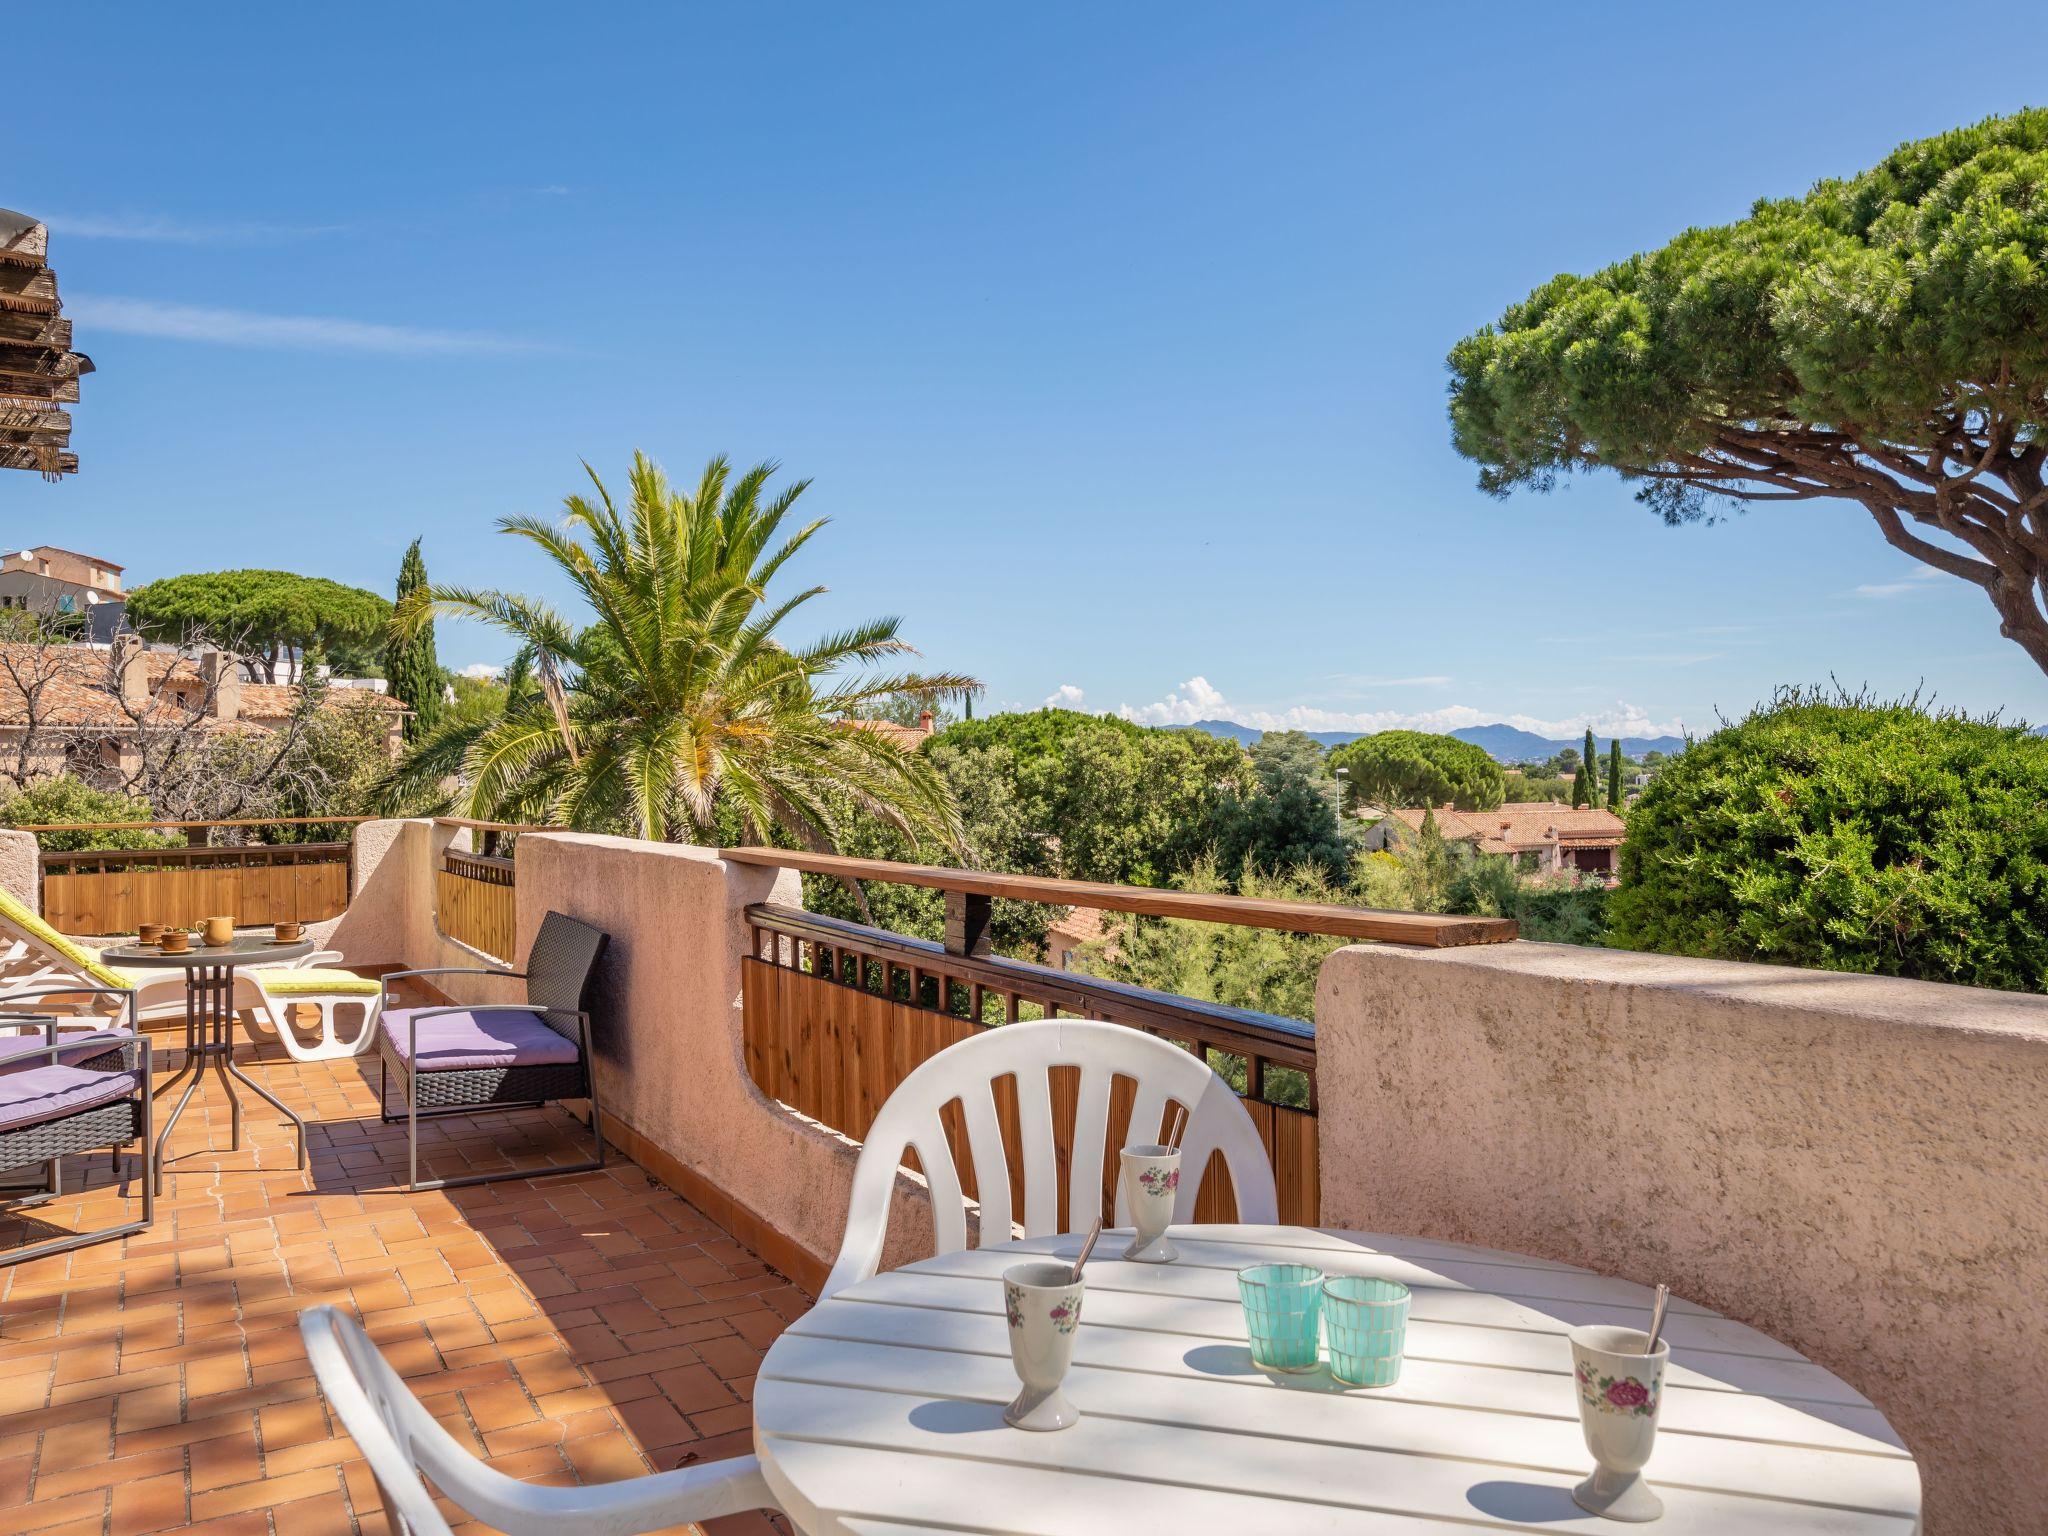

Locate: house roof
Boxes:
[1379,801,1626,856]
[845,713,937,750]
[15,546,123,572]
[0,643,406,732]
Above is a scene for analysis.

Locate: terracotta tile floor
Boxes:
[0,1001,805,1536]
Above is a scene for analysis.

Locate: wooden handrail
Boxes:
[747,903,1317,1073]
[721,848,1518,947]
[9,815,376,832]
[432,818,551,834]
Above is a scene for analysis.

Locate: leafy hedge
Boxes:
[1607,691,2048,990]
[0,778,181,853]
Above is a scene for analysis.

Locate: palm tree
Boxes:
[385,452,976,851]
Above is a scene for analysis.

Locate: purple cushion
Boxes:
[0,1064,136,1132]
[379,1008,580,1071]
[0,1029,141,1075]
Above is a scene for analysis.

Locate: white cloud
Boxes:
[43,210,345,243]
[458,662,505,680]
[68,295,543,357]
[1042,683,1085,708]
[1853,563,1946,599]
[1114,675,1686,740]
[1117,675,1228,727]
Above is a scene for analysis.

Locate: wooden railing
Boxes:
[38,842,351,935]
[438,848,517,961]
[727,849,1516,1231]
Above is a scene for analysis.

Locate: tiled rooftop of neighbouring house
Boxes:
[0,1005,803,1536]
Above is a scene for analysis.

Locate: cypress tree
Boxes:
[386,537,443,742]
[1607,739,1623,811]
[1582,727,1598,808]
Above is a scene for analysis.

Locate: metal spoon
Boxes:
[1645,1284,1671,1354]
[1070,1219,1103,1284]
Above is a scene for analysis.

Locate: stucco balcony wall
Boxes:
[336,822,936,1289]
[1315,940,2048,1535]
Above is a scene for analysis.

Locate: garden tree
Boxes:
[1608,689,2048,991]
[373,651,537,815]
[1448,110,2048,676]
[930,709,1247,885]
[388,451,976,848]
[1209,733,1351,886]
[1327,729,1506,811]
[1582,728,1599,807]
[126,569,391,682]
[1607,739,1624,811]
[385,539,443,741]
[0,779,179,853]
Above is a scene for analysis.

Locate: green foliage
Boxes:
[1607,690,2048,990]
[1210,733,1349,886]
[0,779,180,852]
[386,539,443,741]
[1447,109,2048,672]
[1582,729,1599,807]
[1506,770,1572,803]
[388,451,976,847]
[925,710,1246,886]
[1606,739,1623,811]
[1327,730,1506,811]
[126,570,392,682]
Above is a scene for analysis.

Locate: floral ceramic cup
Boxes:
[1568,1324,1669,1522]
[1119,1143,1181,1263]
[1002,1260,1084,1431]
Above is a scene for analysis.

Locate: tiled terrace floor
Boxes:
[0,1004,805,1536]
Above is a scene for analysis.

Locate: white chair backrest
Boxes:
[822,1019,1279,1300]
[301,1306,463,1536]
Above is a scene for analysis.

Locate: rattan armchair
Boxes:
[0,1013,153,1267]
[374,912,610,1191]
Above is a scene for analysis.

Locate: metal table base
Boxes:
[148,962,307,1193]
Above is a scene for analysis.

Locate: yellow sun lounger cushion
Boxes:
[247,967,383,997]
[0,884,133,989]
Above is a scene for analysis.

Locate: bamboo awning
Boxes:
[0,209,91,478]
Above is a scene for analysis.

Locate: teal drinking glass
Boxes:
[1323,1276,1410,1387]
[1237,1263,1324,1372]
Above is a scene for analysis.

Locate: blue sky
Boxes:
[11,3,2045,739]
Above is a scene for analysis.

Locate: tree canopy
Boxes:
[125,569,391,681]
[388,451,976,848]
[1327,729,1506,810]
[1607,689,2048,991]
[1448,109,2048,673]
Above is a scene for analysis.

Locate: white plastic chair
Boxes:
[239,949,384,1061]
[822,1018,1280,1300]
[299,1306,778,1536]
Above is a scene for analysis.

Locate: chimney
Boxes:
[111,633,147,710]
[200,650,241,722]
[918,709,935,732]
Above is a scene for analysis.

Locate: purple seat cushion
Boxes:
[379,1008,580,1071]
[0,1064,136,1132]
[0,1029,141,1075]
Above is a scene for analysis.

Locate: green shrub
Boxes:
[1607,690,2048,991]
[0,779,182,852]
[1328,730,1506,811]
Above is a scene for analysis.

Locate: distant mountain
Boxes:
[1180,719,1688,763]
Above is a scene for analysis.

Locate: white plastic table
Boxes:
[754,1225,1920,1535]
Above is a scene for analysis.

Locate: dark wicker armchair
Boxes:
[375,912,610,1191]
[0,1013,153,1267]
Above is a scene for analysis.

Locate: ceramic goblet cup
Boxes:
[1119,1143,1181,1263]
[1569,1324,1669,1522]
[1002,1260,1084,1431]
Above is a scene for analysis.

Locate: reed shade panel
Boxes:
[38,844,348,935]
[437,850,517,962]
[743,914,1320,1228]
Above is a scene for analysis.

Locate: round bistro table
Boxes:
[103,936,315,1192]
[753,1225,1920,1536]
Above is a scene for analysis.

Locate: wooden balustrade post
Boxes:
[943,890,993,958]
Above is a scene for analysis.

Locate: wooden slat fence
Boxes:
[39,844,350,935]
[742,904,1320,1230]
[437,850,517,962]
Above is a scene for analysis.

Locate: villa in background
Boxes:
[1362,801,1628,880]
[0,632,407,786]
[0,545,126,641]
